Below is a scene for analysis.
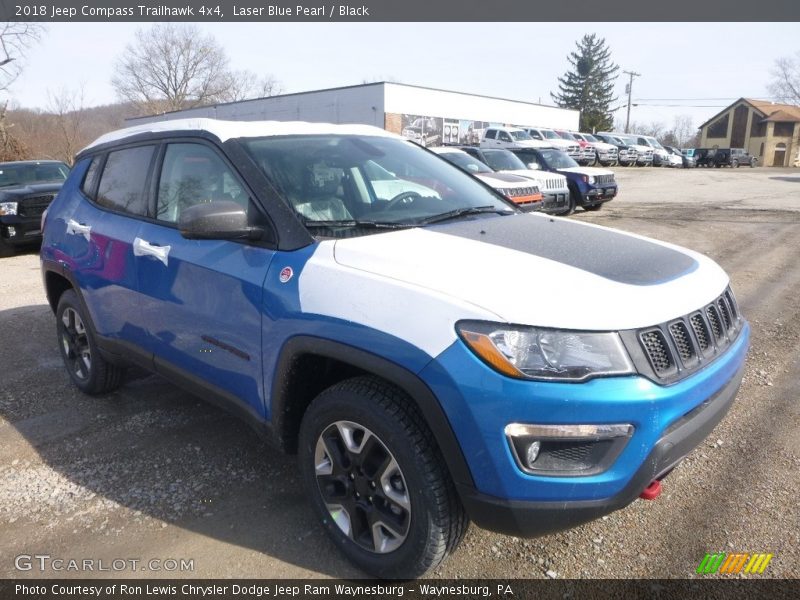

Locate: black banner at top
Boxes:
[1,0,799,22]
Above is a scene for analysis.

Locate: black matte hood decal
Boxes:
[430,214,697,286]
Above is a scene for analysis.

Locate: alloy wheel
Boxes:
[314,421,411,554]
[60,307,91,381]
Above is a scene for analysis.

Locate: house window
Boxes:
[774,122,795,137]
[750,118,767,137]
[707,114,729,138]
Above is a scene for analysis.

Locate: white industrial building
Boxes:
[126,82,579,147]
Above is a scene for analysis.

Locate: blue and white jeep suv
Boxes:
[41,119,749,578]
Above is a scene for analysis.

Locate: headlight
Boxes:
[457,321,634,382]
[582,175,596,184]
[0,201,18,216]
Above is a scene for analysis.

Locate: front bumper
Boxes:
[458,358,745,536]
[1,215,43,246]
[581,185,618,205]
[541,190,570,213]
[421,321,749,537]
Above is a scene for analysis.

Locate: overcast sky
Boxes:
[7,22,799,131]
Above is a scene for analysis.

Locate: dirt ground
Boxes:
[1,166,798,579]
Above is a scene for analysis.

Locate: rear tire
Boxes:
[56,289,125,395]
[298,376,468,579]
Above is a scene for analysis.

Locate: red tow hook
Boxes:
[639,479,662,500]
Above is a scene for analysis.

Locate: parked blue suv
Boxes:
[509,147,618,213]
[41,119,749,578]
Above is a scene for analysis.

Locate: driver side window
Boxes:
[157,143,247,224]
[499,132,512,142]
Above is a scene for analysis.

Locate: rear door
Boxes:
[134,140,275,418]
[57,146,156,354]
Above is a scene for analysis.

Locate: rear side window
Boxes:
[81,156,102,200]
[96,146,155,216]
[484,129,497,140]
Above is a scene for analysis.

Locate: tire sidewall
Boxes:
[298,387,442,578]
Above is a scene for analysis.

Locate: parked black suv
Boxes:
[0,160,70,256]
[712,148,758,168]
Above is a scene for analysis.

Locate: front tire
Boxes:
[563,184,579,215]
[298,377,468,578]
[56,289,125,395]
[0,235,14,258]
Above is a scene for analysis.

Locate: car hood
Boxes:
[0,183,63,198]
[558,166,615,177]
[321,213,728,332]
[473,172,536,187]
[495,169,567,186]
[591,142,617,151]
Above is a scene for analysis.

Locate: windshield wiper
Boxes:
[303,219,410,230]
[417,206,514,225]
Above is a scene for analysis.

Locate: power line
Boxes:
[633,97,776,102]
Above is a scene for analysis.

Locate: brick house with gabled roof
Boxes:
[699,98,800,167]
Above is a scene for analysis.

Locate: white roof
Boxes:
[428,146,467,155]
[82,118,398,153]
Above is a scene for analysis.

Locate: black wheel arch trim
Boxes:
[271,335,475,489]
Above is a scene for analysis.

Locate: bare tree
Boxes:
[220,70,283,103]
[768,51,800,105]
[0,23,44,160]
[0,22,44,92]
[113,24,283,115]
[662,115,696,148]
[47,86,88,165]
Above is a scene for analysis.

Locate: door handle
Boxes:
[66,219,91,242]
[133,237,170,267]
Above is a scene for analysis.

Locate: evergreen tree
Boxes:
[551,34,619,132]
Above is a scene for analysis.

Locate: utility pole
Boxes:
[623,70,640,133]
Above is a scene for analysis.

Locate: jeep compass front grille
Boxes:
[625,287,743,384]
[640,330,674,375]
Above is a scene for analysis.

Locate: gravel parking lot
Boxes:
[1,166,798,579]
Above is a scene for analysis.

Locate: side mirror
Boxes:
[178,200,262,241]
[527,163,541,170]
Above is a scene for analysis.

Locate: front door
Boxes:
[135,141,275,418]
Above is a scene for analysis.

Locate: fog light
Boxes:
[7,226,16,237]
[525,441,541,467]
[505,423,633,476]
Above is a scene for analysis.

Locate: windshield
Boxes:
[648,137,665,149]
[481,150,529,171]
[509,130,533,141]
[583,134,599,142]
[541,130,561,140]
[539,149,579,169]
[439,151,493,174]
[0,162,69,188]
[241,135,512,235]
[554,131,573,140]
